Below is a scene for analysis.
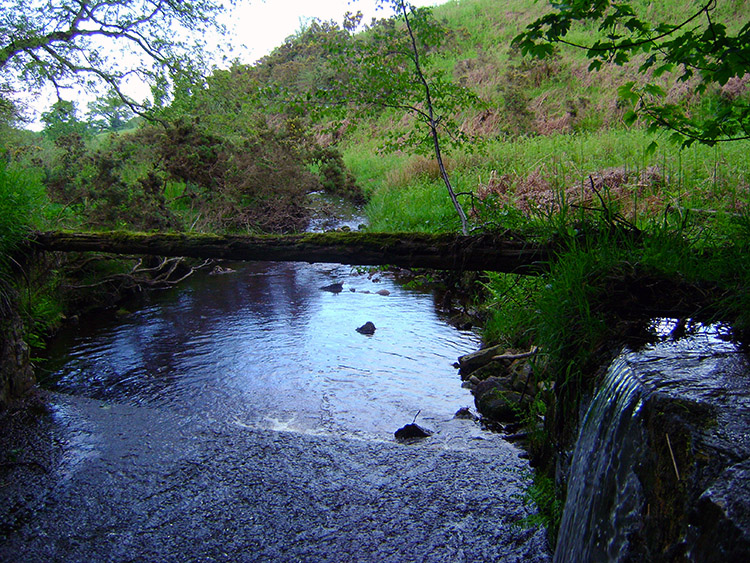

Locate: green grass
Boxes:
[365,181,464,232]
[346,127,750,233]
[0,161,63,341]
[0,161,49,256]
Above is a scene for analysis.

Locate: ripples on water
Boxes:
[40,261,482,440]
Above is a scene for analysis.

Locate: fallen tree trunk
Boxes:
[31,230,552,274]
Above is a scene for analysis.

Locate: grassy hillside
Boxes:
[336,0,750,233]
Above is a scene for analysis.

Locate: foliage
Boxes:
[157,60,366,211]
[41,100,90,141]
[523,472,564,546]
[33,114,331,233]
[252,18,352,101]
[0,0,230,119]
[513,0,750,148]
[0,160,47,257]
[310,146,365,204]
[143,119,320,233]
[317,0,481,234]
[324,2,478,153]
[88,90,137,132]
[0,160,48,315]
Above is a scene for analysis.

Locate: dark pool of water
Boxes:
[39,261,482,440]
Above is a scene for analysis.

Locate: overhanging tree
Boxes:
[513,0,750,149]
[40,98,89,140]
[0,0,230,120]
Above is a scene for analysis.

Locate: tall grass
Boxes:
[0,161,48,258]
[346,127,750,232]
[0,161,50,318]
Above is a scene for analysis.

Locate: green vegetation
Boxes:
[0,162,47,260]
[515,0,750,147]
[0,161,61,346]
[0,0,748,546]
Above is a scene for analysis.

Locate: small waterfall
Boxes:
[554,356,649,562]
[553,322,750,561]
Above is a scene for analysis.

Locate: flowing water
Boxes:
[2,197,555,560]
[3,197,554,560]
[554,320,750,561]
[553,356,647,562]
[11,259,552,561]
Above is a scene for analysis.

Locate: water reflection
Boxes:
[41,261,481,440]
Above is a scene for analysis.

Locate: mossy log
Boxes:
[31,231,551,274]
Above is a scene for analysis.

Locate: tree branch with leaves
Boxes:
[0,0,230,121]
[319,0,479,234]
[513,0,750,149]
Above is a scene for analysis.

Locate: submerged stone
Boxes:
[320,282,343,293]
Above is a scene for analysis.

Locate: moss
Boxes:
[297,231,458,246]
[633,396,718,560]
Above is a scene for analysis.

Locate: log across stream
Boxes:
[31,230,552,274]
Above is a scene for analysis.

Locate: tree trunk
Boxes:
[400,0,470,235]
[31,231,551,274]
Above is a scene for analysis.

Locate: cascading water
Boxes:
[553,356,648,562]
[554,321,750,562]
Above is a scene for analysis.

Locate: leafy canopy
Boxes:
[513,0,750,148]
[0,0,230,120]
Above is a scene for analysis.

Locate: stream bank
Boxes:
[459,319,750,561]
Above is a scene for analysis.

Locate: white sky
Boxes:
[227,0,442,63]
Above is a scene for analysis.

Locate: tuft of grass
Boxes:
[0,161,50,315]
[365,181,463,232]
[523,472,564,548]
[0,161,48,257]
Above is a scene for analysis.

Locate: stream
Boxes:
[40,261,484,440]
[1,251,550,560]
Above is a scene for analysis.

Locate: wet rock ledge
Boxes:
[456,344,545,425]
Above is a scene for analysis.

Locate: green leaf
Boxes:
[622,110,638,126]
[669,132,686,146]
[643,83,666,98]
[617,82,639,103]
[653,63,674,77]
